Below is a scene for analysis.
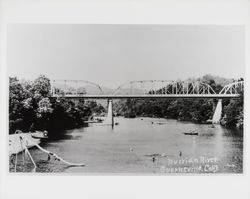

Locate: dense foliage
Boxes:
[222,92,244,129]
[9,75,105,134]
[113,75,244,129]
[9,74,244,134]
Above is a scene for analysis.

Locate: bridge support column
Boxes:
[106,99,114,125]
[212,99,222,124]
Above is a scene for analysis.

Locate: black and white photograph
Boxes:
[8,24,244,174]
[1,1,250,199]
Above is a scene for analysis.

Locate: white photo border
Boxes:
[0,0,249,199]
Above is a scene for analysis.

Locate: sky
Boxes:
[7,24,244,88]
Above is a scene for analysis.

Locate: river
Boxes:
[10,117,243,174]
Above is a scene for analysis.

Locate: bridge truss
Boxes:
[219,81,244,95]
[51,79,103,96]
[51,79,244,99]
[113,80,216,95]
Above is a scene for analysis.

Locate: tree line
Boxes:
[9,74,243,135]
[9,75,105,135]
[113,75,244,129]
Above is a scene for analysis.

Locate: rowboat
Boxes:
[183,131,199,136]
[31,131,48,139]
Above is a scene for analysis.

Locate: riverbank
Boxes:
[123,113,243,130]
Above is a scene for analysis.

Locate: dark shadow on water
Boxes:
[47,129,83,141]
[46,123,89,141]
[199,133,215,138]
[222,127,243,137]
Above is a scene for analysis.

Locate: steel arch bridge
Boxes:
[51,79,244,99]
[219,81,244,95]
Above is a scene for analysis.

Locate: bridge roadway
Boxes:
[51,94,240,99]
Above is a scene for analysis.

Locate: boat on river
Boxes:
[183,130,199,136]
[9,130,48,155]
[85,116,104,124]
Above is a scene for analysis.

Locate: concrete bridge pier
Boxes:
[106,99,114,125]
[212,99,222,124]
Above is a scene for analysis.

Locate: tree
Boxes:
[37,98,53,117]
[9,77,32,133]
[9,75,106,134]
[223,93,243,128]
[31,75,51,100]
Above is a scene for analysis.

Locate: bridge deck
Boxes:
[51,94,240,99]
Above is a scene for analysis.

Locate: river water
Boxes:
[10,117,243,174]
